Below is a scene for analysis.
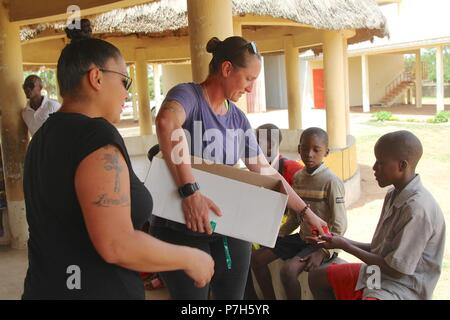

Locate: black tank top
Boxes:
[22,112,152,299]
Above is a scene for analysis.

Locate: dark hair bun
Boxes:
[65,18,93,41]
[206,37,222,54]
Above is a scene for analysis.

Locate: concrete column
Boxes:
[187,0,233,83]
[0,4,29,249]
[232,20,248,113]
[415,49,422,108]
[436,45,445,112]
[153,63,162,114]
[361,55,371,113]
[129,64,138,121]
[323,31,347,149]
[343,37,350,136]
[135,49,152,135]
[284,36,302,129]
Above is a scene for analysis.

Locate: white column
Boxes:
[130,64,139,121]
[135,49,152,135]
[436,45,445,112]
[257,55,267,113]
[153,63,162,113]
[361,55,371,113]
[415,49,422,108]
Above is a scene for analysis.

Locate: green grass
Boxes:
[364,120,447,130]
[372,111,398,122]
[427,111,450,124]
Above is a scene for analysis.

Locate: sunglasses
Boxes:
[241,41,258,55]
[85,68,132,91]
[226,41,259,62]
[99,68,133,91]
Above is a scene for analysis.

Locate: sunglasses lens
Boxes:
[122,79,131,90]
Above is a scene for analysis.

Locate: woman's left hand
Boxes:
[303,208,328,236]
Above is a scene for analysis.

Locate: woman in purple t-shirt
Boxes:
[152,36,327,299]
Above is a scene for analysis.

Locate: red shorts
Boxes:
[326,263,378,300]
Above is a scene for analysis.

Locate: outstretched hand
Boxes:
[306,233,349,250]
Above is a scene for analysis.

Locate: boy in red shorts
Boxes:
[309,130,445,300]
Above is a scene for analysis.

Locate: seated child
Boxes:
[255,123,303,185]
[251,127,347,300]
[309,130,445,300]
[244,123,303,299]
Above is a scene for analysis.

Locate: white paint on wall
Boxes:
[264,55,287,109]
[300,59,314,110]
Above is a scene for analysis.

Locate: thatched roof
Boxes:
[20,0,387,41]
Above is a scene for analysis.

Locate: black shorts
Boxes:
[272,233,320,260]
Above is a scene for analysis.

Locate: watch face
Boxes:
[179,182,199,198]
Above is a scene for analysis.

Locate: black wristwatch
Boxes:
[178,182,200,198]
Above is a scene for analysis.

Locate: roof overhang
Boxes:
[7,0,157,25]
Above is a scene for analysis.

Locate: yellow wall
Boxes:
[22,39,65,64]
[161,63,193,95]
[323,141,357,181]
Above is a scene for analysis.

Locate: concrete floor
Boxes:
[0,246,170,299]
[0,246,27,299]
[0,155,169,300]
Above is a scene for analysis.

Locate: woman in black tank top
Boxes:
[22,23,214,299]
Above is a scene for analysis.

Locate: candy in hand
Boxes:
[311,225,332,236]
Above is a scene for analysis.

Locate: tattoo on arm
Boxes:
[101,147,123,192]
[93,193,130,207]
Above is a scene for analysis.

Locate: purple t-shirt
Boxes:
[164,83,260,165]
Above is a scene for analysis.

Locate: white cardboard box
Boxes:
[145,157,288,248]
